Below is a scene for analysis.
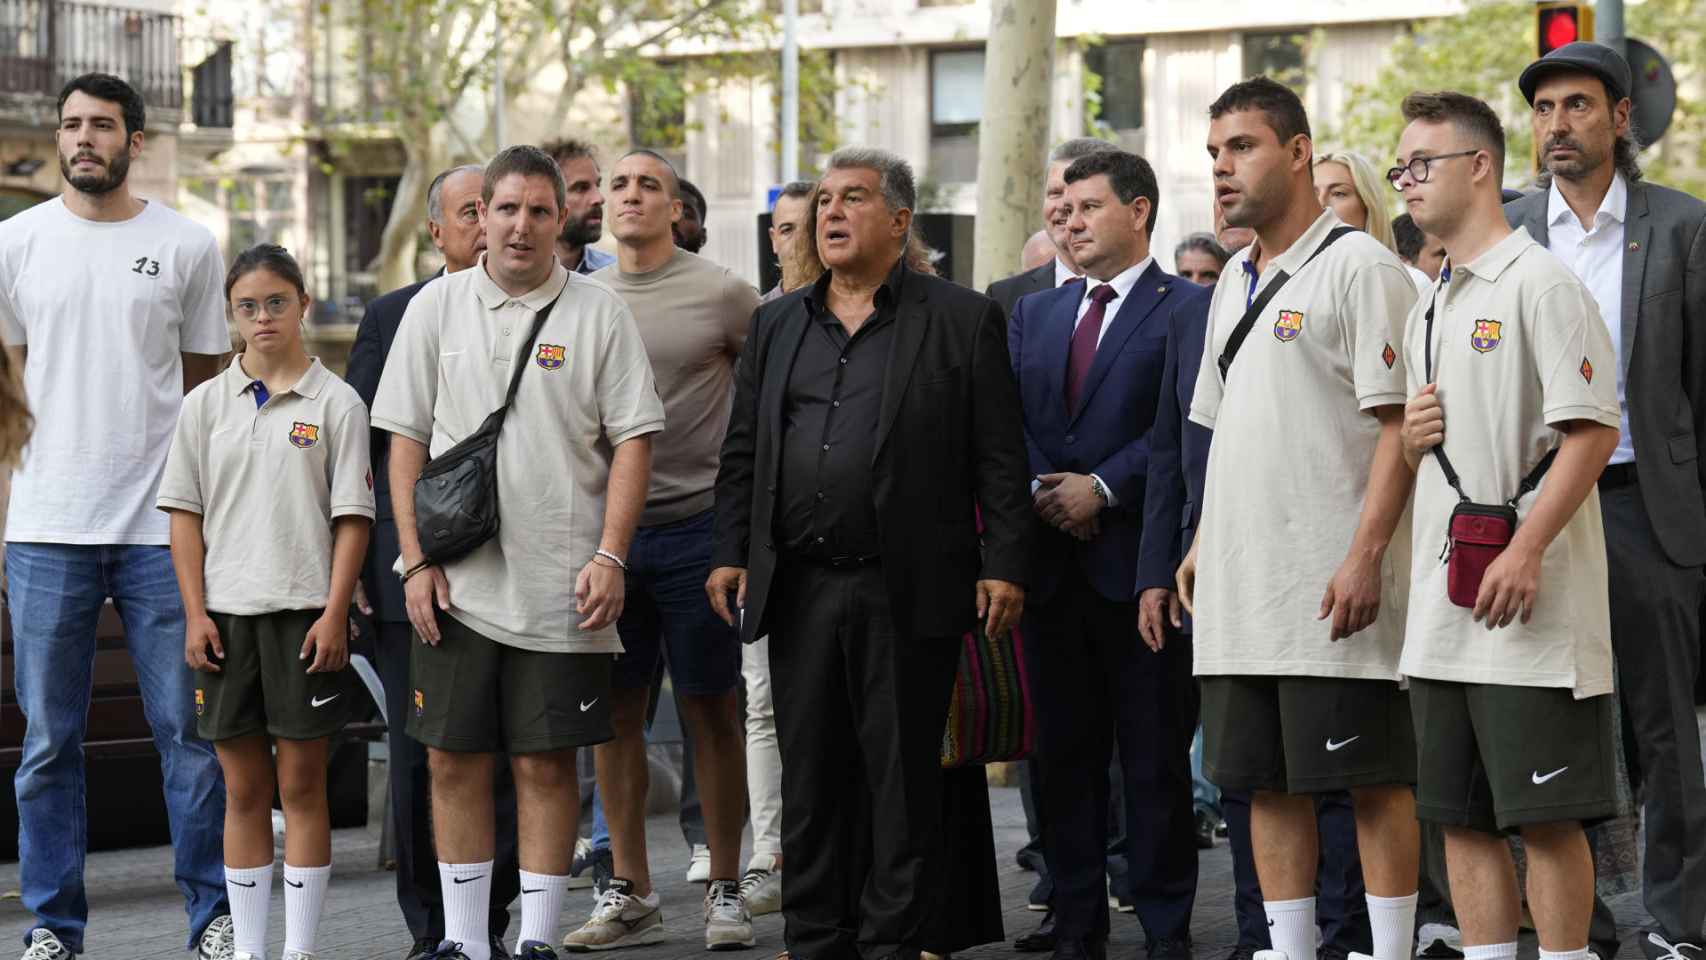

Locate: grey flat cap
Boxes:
[1520,40,1632,104]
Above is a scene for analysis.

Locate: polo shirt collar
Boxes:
[1258,207,1345,275]
[472,255,571,312]
[1450,227,1535,285]
[226,355,331,401]
[1547,172,1627,231]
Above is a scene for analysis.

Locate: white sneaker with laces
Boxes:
[739,855,781,917]
[685,844,712,883]
[562,879,666,952]
[704,879,756,951]
[19,930,69,960]
[198,916,236,960]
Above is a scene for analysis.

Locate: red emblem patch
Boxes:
[1381,343,1396,370]
[1581,357,1594,383]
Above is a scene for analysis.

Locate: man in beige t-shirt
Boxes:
[572,149,759,949]
[1177,78,1422,960]
[1395,92,1620,960]
[371,145,663,960]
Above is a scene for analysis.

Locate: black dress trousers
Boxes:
[768,561,961,960]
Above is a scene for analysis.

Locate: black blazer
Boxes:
[1137,291,1214,607]
[344,272,437,623]
[985,261,1055,318]
[710,263,1033,644]
[1506,182,1706,565]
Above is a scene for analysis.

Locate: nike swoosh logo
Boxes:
[285,879,303,888]
[231,880,257,888]
[452,875,485,884]
[310,694,340,708]
[523,887,544,894]
[1532,766,1569,784]
[1325,736,1360,752]
[580,698,599,712]
[1267,919,1275,927]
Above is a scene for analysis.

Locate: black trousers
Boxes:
[769,562,961,960]
[1602,481,1706,941]
[376,620,520,940]
[1023,571,1199,943]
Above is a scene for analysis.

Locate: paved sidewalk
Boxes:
[0,783,1654,960]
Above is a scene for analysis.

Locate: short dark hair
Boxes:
[618,149,683,199]
[1391,213,1425,262]
[58,73,146,137]
[679,178,707,224]
[1208,77,1310,145]
[1062,150,1161,237]
[482,145,567,213]
[542,137,599,168]
[777,179,816,203]
[225,243,308,302]
[1400,90,1507,176]
[1174,232,1230,268]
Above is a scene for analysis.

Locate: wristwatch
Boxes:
[1089,475,1110,506]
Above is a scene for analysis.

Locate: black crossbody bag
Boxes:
[1216,226,1355,379]
[411,291,564,569]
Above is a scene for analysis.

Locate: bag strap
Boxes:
[1422,289,1556,506]
[497,287,566,415]
[1217,226,1355,380]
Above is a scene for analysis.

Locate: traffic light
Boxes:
[1535,1,1594,56]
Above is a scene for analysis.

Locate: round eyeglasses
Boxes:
[1386,150,1482,191]
[232,295,301,321]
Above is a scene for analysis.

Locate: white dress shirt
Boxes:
[1074,256,1153,349]
[1053,257,1080,289]
[1546,174,1633,464]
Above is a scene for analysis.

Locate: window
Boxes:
[1085,39,1145,140]
[929,48,984,183]
[1243,31,1308,94]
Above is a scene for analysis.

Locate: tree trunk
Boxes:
[369,123,449,295]
[971,0,1056,291]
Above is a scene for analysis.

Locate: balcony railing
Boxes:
[0,0,182,109]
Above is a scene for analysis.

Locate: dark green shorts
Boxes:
[406,611,614,754]
[1410,677,1618,833]
[197,610,362,742]
[1200,674,1417,794]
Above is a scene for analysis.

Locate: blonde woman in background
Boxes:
[1315,150,1396,251]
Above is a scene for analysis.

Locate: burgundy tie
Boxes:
[1066,283,1118,412]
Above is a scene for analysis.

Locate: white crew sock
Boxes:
[1539,948,1594,960]
[516,869,571,950]
[1464,943,1520,960]
[1264,896,1317,960]
[1367,891,1419,960]
[224,863,274,958]
[439,860,494,960]
[283,862,332,955]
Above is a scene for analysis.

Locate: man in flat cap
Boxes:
[1506,41,1706,960]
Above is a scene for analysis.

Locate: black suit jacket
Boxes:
[1137,292,1214,609]
[1506,182,1706,565]
[985,261,1056,318]
[711,263,1033,644]
[344,272,438,623]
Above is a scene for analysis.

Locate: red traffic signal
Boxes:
[1536,2,1594,56]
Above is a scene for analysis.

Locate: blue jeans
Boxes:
[7,543,228,953]
[1191,724,1220,815]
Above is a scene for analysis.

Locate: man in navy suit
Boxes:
[1010,149,1203,960]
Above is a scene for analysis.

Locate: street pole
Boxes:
[1598,0,1624,53]
[494,13,507,150]
[781,0,800,184]
[971,0,1056,291]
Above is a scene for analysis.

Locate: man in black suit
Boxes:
[707,146,1031,960]
[1507,42,1706,960]
[344,164,519,960]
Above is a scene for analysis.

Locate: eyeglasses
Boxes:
[1386,150,1482,191]
[232,295,300,321]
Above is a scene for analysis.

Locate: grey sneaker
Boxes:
[562,879,666,952]
[198,916,236,960]
[738,856,781,917]
[20,930,70,960]
[704,879,755,951]
[685,844,712,884]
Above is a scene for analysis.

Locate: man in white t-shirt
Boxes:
[1177,77,1422,960]
[1395,90,1621,960]
[0,74,234,960]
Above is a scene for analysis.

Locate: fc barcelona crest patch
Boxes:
[1470,320,1502,353]
[1382,343,1396,369]
[1273,310,1304,342]
[1581,357,1594,383]
[414,689,425,717]
[195,689,205,717]
[536,344,566,370]
[289,422,319,448]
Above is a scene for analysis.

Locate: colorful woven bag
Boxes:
[940,621,1034,767]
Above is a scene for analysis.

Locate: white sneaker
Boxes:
[283,952,320,960]
[563,879,666,952]
[20,930,70,960]
[685,844,712,883]
[569,837,597,890]
[739,855,781,917]
[198,916,236,960]
[1417,923,1465,959]
[704,879,755,951]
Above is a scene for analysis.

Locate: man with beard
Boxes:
[548,139,615,275]
[0,73,234,960]
[1505,42,1706,960]
[1177,77,1421,960]
[673,179,708,254]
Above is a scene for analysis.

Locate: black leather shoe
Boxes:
[1015,912,1058,953]
[1147,936,1194,960]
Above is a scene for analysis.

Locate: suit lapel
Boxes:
[1621,182,1650,381]
[1521,195,1550,247]
[1069,263,1172,425]
[1025,262,1053,297]
[873,285,930,462]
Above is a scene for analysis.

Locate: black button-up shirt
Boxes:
[775,260,906,560]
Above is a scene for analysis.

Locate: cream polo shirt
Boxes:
[1189,209,1419,680]
[157,357,375,615]
[1400,228,1619,698]
[370,259,666,654]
